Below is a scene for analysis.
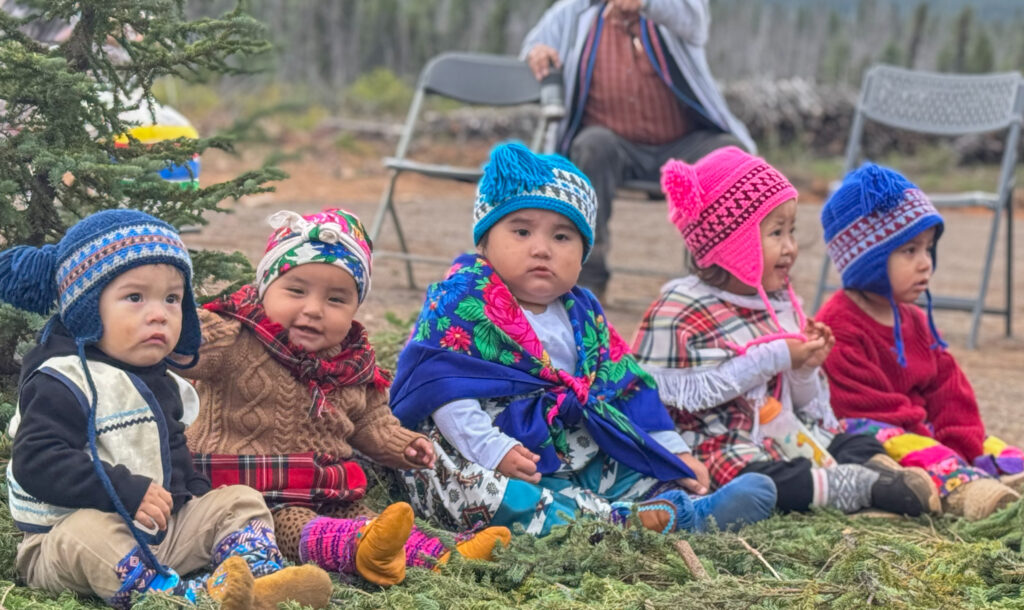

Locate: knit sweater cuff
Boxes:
[380,427,429,469]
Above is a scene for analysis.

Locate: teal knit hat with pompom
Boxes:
[472,142,597,260]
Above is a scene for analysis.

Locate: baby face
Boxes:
[96,264,184,367]
[887,226,936,304]
[479,209,584,313]
[758,199,798,293]
[262,263,359,352]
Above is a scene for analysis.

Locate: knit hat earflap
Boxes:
[255,208,373,303]
[661,146,806,352]
[473,142,597,260]
[821,163,946,366]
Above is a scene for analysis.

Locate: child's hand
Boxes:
[675,452,710,495]
[785,334,827,370]
[799,320,835,369]
[497,445,542,484]
[404,437,436,469]
[135,482,172,531]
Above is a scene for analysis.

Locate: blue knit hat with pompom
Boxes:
[0,208,200,360]
[473,142,597,260]
[821,163,946,366]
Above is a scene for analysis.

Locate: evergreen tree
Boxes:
[0,0,283,374]
[905,2,928,69]
[966,26,995,74]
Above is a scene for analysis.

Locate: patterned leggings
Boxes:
[272,502,375,562]
[843,418,989,497]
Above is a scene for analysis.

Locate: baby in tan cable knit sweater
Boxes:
[179,208,509,586]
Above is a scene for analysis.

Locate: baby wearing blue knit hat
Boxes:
[0,209,331,608]
[818,164,1022,520]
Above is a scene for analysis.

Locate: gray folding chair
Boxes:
[368,52,546,288]
[812,65,1023,348]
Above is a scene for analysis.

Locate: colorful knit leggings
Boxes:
[274,504,448,571]
[842,418,1022,497]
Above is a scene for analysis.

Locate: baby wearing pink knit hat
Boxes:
[661,146,811,351]
[631,147,940,519]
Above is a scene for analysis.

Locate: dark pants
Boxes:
[568,126,745,293]
[739,433,886,513]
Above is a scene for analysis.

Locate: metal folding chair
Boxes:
[368,52,546,288]
[812,65,1023,348]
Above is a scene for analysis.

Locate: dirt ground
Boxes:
[190,143,1024,446]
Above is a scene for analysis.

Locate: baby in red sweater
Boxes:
[818,163,1022,520]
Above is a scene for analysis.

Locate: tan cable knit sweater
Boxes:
[183,309,424,469]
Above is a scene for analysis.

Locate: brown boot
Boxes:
[251,563,333,610]
[205,556,255,610]
[999,472,1024,494]
[354,502,414,586]
[943,478,1020,521]
[864,454,942,515]
[633,498,680,534]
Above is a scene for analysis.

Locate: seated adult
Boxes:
[521,0,754,297]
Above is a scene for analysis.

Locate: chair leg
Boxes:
[388,201,416,289]
[370,170,416,289]
[969,202,1006,349]
[369,171,401,243]
[1006,197,1014,338]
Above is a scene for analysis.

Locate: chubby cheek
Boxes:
[262,301,295,329]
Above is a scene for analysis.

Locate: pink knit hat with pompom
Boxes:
[661,147,806,352]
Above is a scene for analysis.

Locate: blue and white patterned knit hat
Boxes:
[473,142,597,260]
[821,163,946,365]
[0,208,200,359]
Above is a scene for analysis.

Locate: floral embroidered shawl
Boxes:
[390,253,693,481]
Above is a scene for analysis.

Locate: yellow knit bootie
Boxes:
[205,556,255,610]
[251,563,333,610]
[355,501,414,586]
[437,526,512,566]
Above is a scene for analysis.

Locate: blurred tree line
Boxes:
[187,0,1024,97]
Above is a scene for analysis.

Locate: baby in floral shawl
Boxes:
[180,208,509,586]
[390,143,777,536]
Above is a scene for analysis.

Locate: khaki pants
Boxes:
[17,485,271,600]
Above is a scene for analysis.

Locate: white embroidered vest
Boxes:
[7,355,199,533]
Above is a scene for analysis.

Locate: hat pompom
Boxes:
[661,159,704,225]
[858,163,915,215]
[478,142,554,205]
[0,244,59,314]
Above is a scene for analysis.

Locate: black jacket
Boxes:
[11,321,211,517]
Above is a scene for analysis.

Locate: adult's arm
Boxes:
[519,0,577,59]
[642,0,710,47]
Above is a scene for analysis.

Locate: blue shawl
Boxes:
[391,254,693,481]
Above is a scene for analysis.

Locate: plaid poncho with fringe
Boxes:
[631,276,809,487]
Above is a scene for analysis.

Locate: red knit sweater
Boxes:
[817,291,985,461]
